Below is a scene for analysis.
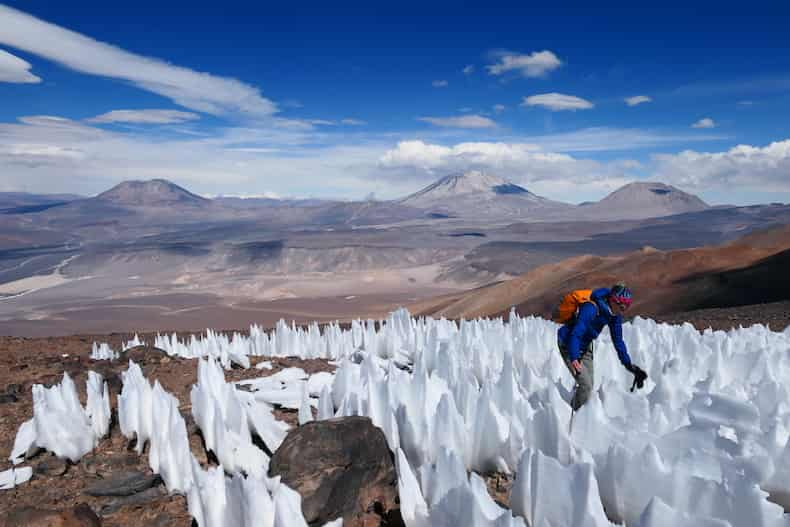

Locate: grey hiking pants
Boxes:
[558,340,594,411]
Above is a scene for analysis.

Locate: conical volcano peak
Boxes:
[398,170,570,219]
[402,170,533,203]
[96,179,209,206]
[577,181,709,220]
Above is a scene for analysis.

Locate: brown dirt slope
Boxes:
[409,224,790,321]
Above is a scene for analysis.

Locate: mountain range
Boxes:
[409,224,790,321]
[0,171,715,224]
[1,173,788,336]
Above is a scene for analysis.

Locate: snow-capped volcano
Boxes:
[401,171,539,204]
[399,170,570,219]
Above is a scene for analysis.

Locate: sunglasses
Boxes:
[613,299,631,311]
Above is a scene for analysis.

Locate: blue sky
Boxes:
[0,1,789,204]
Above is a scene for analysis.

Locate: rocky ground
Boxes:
[655,300,790,331]
[1,304,787,525]
[0,335,334,526]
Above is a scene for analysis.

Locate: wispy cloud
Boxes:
[624,95,652,106]
[0,113,773,204]
[86,109,200,124]
[308,119,337,126]
[673,76,790,98]
[521,93,594,111]
[432,79,448,88]
[462,64,475,75]
[0,48,40,83]
[524,127,725,153]
[691,117,716,129]
[486,50,562,78]
[0,5,276,116]
[341,118,367,126]
[417,115,497,129]
[493,104,506,114]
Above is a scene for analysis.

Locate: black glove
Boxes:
[626,364,648,392]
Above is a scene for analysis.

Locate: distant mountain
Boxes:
[0,192,84,214]
[96,179,209,207]
[409,224,790,320]
[575,182,708,220]
[399,171,571,219]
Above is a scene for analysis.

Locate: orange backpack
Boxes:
[553,289,595,324]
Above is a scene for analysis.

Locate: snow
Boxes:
[8,371,110,464]
[191,357,273,478]
[90,341,118,360]
[6,308,790,526]
[90,334,143,360]
[0,466,32,490]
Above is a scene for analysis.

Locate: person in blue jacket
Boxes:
[557,284,648,410]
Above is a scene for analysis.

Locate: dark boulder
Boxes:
[269,416,400,526]
[121,345,169,365]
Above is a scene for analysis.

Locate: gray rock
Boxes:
[97,486,167,516]
[84,471,162,497]
[35,456,69,477]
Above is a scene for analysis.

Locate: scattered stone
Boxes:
[121,345,168,365]
[269,416,399,526]
[3,503,101,527]
[84,471,162,497]
[147,513,174,527]
[97,486,167,516]
[34,456,69,477]
[0,392,18,403]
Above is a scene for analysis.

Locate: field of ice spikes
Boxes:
[7,308,790,527]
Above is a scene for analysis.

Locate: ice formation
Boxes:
[0,466,32,490]
[90,341,118,360]
[138,309,789,526]
[8,371,111,464]
[90,334,143,360]
[9,308,790,526]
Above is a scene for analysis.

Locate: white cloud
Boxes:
[625,95,652,106]
[0,113,389,197]
[737,100,754,107]
[0,48,40,83]
[692,117,716,129]
[493,104,506,114]
[432,79,448,88]
[86,109,200,124]
[522,93,594,111]
[378,139,634,200]
[2,113,785,204]
[486,50,562,78]
[417,115,497,129]
[462,64,475,75]
[654,140,790,192]
[308,119,337,126]
[0,5,275,116]
[341,118,366,126]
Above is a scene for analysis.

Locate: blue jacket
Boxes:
[557,287,632,366]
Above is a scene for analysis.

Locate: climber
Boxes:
[556,284,648,410]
